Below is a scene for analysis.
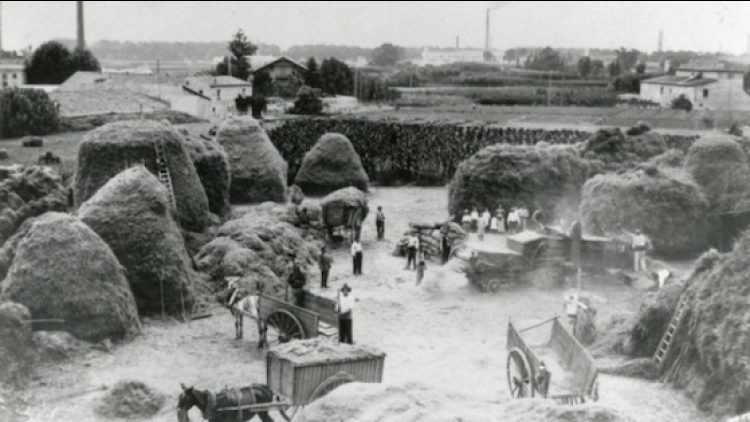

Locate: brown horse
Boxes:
[177,383,276,422]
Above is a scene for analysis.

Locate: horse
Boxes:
[177,383,276,422]
[230,294,266,347]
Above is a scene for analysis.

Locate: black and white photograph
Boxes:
[0,1,749,421]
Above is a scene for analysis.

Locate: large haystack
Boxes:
[580,167,709,255]
[685,135,750,213]
[215,117,287,204]
[79,167,196,317]
[294,133,369,196]
[320,187,369,231]
[449,144,595,219]
[581,128,667,171]
[75,120,209,232]
[179,128,231,219]
[1,213,141,342]
[0,301,34,386]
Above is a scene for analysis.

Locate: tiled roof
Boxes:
[642,75,717,87]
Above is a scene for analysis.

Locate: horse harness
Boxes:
[204,386,258,422]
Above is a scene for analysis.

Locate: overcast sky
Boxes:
[2,1,749,54]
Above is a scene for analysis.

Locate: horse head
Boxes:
[177,383,202,422]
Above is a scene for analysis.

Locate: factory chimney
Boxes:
[77,1,85,50]
[456,35,459,50]
[0,1,3,55]
[485,9,490,52]
[658,30,663,53]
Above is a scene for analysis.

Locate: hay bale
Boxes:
[215,117,287,204]
[79,167,196,317]
[95,380,166,419]
[181,130,231,219]
[580,167,709,256]
[21,137,43,147]
[75,120,209,232]
[1,212,141,342]
[320,187,369,228]
[0,301,34,386]
[448,144,594,219]
[685,136,750,213]
[294,133,369,196]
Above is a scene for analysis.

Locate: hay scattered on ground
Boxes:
[598,358,659,380]
[269,338,385,364]
[215,117,287,204]
[79,166,197,317]
[294,133,369,196]
[75,119,209,232]
[179,128,232,219]
[1,212,141,342]
[580,166,709,256]
[0,301,33,386]
[95,380,166,419]
[33,331,88,361]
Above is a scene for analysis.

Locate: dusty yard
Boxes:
[12,186,714,422]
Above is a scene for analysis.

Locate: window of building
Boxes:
[2,82,7,88]
[217,89,221,100]
[12,73,17,79]
[660,86,664,94]
[703,89,709,98]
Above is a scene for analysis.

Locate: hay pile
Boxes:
[215,117,287,204]
[95,380,166,419]
[178,128,232,219]
[684,135,750,213]
[75,120,209,232]
[645,149,685,169]
[580,128,667,171]
[294,133,369,196]
[320,187,369,235]
[394,222,466,263]
[0,301,33,386]
[79,167,196,317]
[297,382,633,422]
[448,144,596,220]
[269,338,385,365]
[0,213,141,342]
[580,166,709,256]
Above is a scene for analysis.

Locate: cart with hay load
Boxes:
[506,318,598,405]
[320,187,368,243]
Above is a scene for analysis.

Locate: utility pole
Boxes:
[77,1,85,50]
[353,68,358,100]
[547,70,552,106]
[227,54,232,77]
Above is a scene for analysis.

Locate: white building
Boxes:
[183,75,252,103]
[0,62,25,88]
[421,48,488,64]
[640,61,750,111]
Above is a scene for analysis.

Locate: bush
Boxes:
[0,88,59,139]
[671,94,693,112]
[290,86,323,115]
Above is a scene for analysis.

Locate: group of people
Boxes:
[460,204,531,239]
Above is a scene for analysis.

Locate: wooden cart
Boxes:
[253,292,339,347]
[506,318,598,405]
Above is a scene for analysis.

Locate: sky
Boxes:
[1,1,749,54]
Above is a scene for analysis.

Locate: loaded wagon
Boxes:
[506,318,598,405]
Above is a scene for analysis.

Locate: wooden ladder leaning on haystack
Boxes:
[153,140,177,210]
[653,292,692,372]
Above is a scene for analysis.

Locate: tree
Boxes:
[635,62,646,76]
[25,41,73,84]
[671,94,693,112]
[525,47,563,72]
[591,60,605,78]
[370,43,403,67]
[320,58,353,96]
[577,57,592,79]
[252,70,273,96]
[70,47,101,72]
[290,85,323,115]
[608,61,622,78]
[615,47,640,73]
[215,29,257,81]
[304,57,321,89]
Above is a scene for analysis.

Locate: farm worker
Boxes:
[477,209,487,241]
[405,233,420,270]
[336,284,354,344]
[376,206,386,240]
[461,210,472,233]
[319,246,333,289]
[496,206,506,233]
[470,208,480,233]
[482,208,492,231]
[563,290,588,333]
[225,277,265,346]
[351,238,364,275]
[631,229,652,272]
[416,254,427,286]
[654,269,671,290]
[519,205,530,231]
[507,208,520,234]
[288,254,307,308]
[225,276,247,340]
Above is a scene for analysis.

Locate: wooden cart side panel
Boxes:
[301,291,338,326]
[507,322,541,381]
[259,294,321,338]
[549,318,597,395]
[267,356,297,400]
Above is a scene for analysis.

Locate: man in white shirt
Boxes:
[336,284,354,344]
[351,238,363,275]
[631,229,651,272]
[405,233,420,270]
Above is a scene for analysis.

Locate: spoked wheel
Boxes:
[279,405,300,422]
[310,372,355,401]
[265,310,306,347]
[485,279,502,293]
[507,347,534,399]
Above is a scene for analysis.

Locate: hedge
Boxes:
[0,88,59,139]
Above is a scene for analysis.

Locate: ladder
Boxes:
[154,141,177,209]
[653,293,691,369]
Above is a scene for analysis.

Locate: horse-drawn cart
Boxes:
[506,318,598,405]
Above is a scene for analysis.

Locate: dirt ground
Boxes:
[10,186,716,422]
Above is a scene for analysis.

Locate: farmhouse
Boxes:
[250,56,306,97]
[0,61,25,88]
[641,61,750,110]
[183,75,252,103]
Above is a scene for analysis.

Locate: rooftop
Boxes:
[253,56,307,73]
[185,75,252,87]
[677,59,747,73]
[641,75,717,87]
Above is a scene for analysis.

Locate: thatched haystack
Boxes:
[79,167,197,317]
[95,380,166,419]
[294,133,369,196]
[580,167,709,255]
[581,128,667,171]
[0,213,141,342]
[320,187,369,229]
[215,117,287,204]
[75,120,209,232]
[449,144,595,219]
[179,128,231,219]
[0,301,34,386]
[685,135,750,213]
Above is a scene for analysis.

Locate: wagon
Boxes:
[249,292,339,347]
[506,318,598,405]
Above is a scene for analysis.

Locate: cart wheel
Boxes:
[485,279,502,293]
[265,310,306,347]
[507,347,534,399]
[474,261,488,273]
[279,405,300,421]
[311,372,356,401]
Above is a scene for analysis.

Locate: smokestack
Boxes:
[456,35,459,50]
[77,1,85,50]
[747,34,750,56]
[658,30,663,53]
[0,1,3,55]
[485,8,490,52]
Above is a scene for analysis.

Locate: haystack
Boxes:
[75,120,209,232]
[449,144,594,219]
[0,301,34,386]
[215,117,287,204]
[580,167,709,255]
[581,128,667,171]
[78,167,196,317]
[0,213,141,342]
[294,133,369,196]
[685,135,750,213]
[0,165,63,202]
[320,187,369,233]
[179,128,231,219]
[645,149,685,169]
[95,380,166,419]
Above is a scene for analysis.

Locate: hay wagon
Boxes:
[506,318,598,405]
[252,292,339,346]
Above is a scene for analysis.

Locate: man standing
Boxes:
[376,206,385,240]
[470,208,480,233]
[336,284,354,344]
[319,246,332,288]
[564,290,588,333]
[288,255,307,308]
[632,229,651,272]
[351,238,363,275]
[405,233,420,270]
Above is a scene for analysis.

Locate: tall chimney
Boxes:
[485,9,490,52]
[77,1,85,50]
[747,34,750,56]
[456,35,459,50]
[0,1,4,55]
[658,30,663,53]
